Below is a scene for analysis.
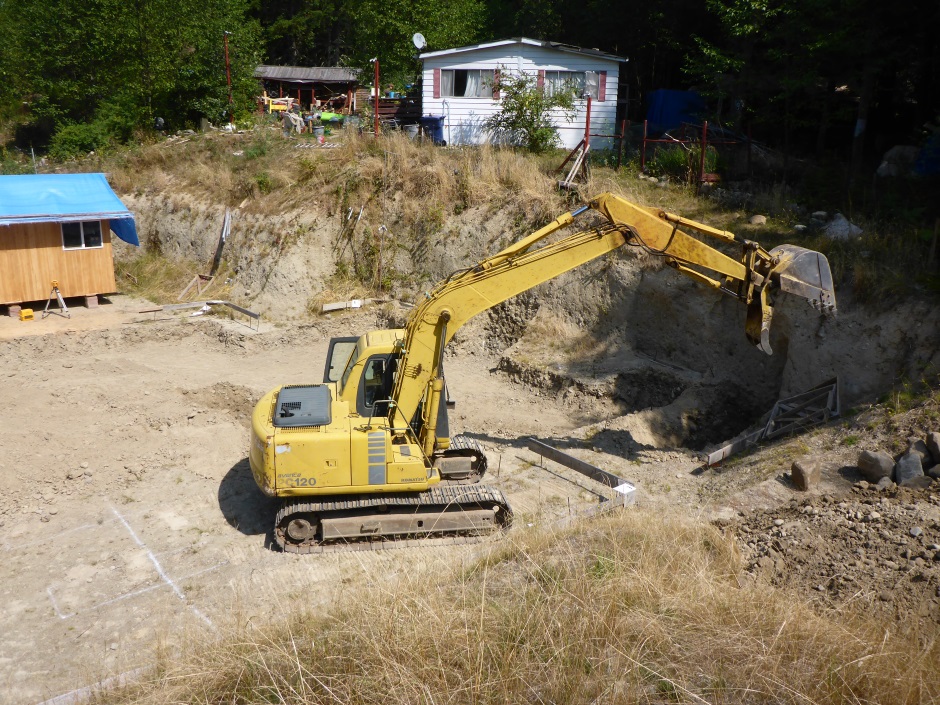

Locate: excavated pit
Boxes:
[119,191,940,458]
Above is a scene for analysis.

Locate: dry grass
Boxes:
[94,510,940,705]
[517,310,610,363]
[117,251,232,305]
[103,123,566,226]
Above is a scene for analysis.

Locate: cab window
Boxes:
[340,342,363,393]
[356,355,394,417]
[324,337,358,383]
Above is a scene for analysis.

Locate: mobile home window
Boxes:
[441,69,494,98]
[62,221,103,250]
[544,71,599,99]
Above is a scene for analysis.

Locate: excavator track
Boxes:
[274,485,512,554]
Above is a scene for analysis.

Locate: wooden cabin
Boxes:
[0,173,139,308]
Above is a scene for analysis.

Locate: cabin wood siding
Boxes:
[421,43,621,149]
[0,220,117,304]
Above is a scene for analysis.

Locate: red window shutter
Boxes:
[598,71,607,101]
[493,69,500,99]
[537,70,545,90]
[433,68,441,99]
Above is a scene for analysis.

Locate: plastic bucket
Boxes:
[312,125,325,139]
[403,124,419,139]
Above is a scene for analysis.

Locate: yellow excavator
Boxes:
[249,193,836,552]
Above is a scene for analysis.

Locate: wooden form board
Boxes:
[0,220,117,304]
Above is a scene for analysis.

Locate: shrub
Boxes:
[484,69,576,153]
[48,120,115,159]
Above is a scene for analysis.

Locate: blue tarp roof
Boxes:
[0,173,139,246]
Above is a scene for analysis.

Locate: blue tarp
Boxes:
[645,89,706,135]
[0,173,139,246]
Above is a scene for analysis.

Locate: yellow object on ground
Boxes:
[19,308,34,321]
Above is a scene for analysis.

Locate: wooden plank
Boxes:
[525,437,625,489]
[221,301,260,320]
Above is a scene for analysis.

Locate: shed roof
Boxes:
[253,65,360,83]
[0,173,138,246]
[420,37,627,63]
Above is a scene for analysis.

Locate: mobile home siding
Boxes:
[421,43,621,150]
[0,221,117,304]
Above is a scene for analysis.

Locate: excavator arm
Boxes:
[389,193,837,453]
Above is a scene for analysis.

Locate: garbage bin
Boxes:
[420,115,446,146]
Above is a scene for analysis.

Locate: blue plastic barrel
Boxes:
[420,115,446,145]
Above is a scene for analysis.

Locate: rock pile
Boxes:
[858,432,940,489]
[730,484,940,624]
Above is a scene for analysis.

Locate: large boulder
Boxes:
[824,213,863,240]
[895,451,925,486]
[907,437,932,467]
[791,457,821,491]
[876,145,920,177]
[926,431,940,465]
[857,450,894,482]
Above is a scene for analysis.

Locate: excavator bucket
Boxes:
[768,245,838,314]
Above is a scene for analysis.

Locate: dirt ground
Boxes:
[0,296,644,704]
[1,295,937,704]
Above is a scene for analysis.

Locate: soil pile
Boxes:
[732,484,940,626]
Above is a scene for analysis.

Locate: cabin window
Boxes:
[440,69,494,98]
[61,221,103,250]
[544,71,599,99]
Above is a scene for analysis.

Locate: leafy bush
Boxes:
[484,69,576,153]
[48,121,115,159]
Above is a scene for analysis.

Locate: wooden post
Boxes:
[223,32,234,126]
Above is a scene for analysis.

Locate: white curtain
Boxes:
[441,70,454,97]
[464,70,480,97]
[584,71,598,99]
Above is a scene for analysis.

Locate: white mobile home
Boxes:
[420,37,627,150]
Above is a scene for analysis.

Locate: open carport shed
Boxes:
[0,173,139,308]
[254,65,359,113]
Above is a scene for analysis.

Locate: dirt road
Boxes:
[0,298,631,704]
